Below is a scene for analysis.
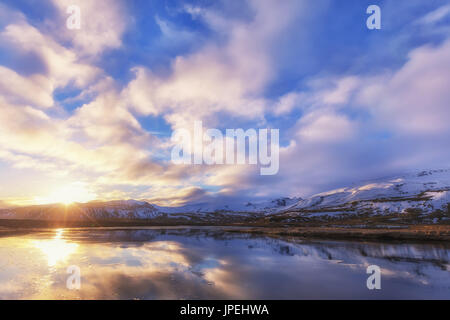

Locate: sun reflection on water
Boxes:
[33,229,78,267]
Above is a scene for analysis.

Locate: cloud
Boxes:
[155,15,197,48]
[296,111,356,143]
[50,0,128,57]
[144,186,208,206]
[124,0,308,129]
[416,4,450,25]
[1,0,450,206]
[260,39,450,197]
[0,66,53,108]
[273,76,360,116]
[67,88,152,147]
[357,40,450,135]
[0,20,100,102]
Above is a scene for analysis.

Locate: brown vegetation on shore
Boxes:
[0,218,448,242]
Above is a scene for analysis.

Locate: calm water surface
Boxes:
[0,227,448,299]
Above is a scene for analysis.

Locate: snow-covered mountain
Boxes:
[0,197,300,221]
[0,169,448,223]
[156,197,301,215]
[278,169,450,218]
[0,200,162,221]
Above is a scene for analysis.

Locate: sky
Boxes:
[0,0,449,207]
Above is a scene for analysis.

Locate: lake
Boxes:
[0,227,448,299]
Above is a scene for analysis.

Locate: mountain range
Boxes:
[0,169,449,225]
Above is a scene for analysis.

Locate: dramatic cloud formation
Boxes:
[0,0,449,206]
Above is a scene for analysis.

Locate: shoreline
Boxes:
[0,219,449,242]
[222,225,450,242]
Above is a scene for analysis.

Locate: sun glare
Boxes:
[34,182,97,205]
[33,229,79,266]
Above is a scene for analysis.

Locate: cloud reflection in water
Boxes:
[0,228,448,299]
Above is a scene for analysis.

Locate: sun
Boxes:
[35,182,97,205]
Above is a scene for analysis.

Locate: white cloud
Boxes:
[0,21,100,94]
[50,0,128,57]
[155,16,197,47]
[249,36,450,198]
[357,40,450,134]
[124,0,307,129]
[321,77,359,105]
[273,92,305,116]
[0,66,53,108]
[296,111,356,143]
[416,4,450,25]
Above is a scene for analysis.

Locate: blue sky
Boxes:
[0,0,449,206]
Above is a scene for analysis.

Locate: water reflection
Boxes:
[33,229,78,267]
[0,227,448,299]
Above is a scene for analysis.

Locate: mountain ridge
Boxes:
[1,169,449,224]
